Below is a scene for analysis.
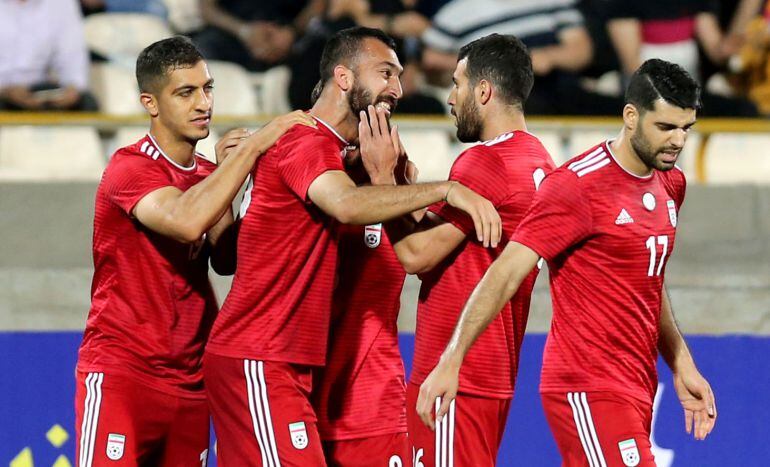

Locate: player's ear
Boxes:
[623,104,639,132]
[140,92,159,118]
[477,79,492,106]
[333,65,353,92]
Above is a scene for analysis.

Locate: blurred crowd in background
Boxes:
[2,0,770,117]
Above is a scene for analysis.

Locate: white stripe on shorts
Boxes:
[79,372,104,467]
[567,392,607,467]
[434,397,456,467]
[244,360,281,467]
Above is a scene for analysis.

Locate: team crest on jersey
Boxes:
[364,223,382,248]
[667,200,677,227]
[289,421,308,450]
[618,438,640,466]
[106,433,125,460]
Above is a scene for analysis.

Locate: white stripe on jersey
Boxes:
[576,157,611,177]
[568,146,605,171]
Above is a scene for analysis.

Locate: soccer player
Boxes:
[311,147,417,467]
[74,36,313,466]
[202,26,502,466]
[384,34,557,466]
[418,59,718,467]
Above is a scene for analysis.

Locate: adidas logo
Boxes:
[615,209,634,225]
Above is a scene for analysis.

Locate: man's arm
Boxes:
[416,242,540,429]
[133,111,314,243]
[659,286,717,440]
[308,106,502,247]
[387,212,466,274]
[695,12,729,65]
[531,26,593,75]
[607,18,643,74]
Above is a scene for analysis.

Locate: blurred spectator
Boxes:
[420,0,622,115]
[81,0,167,17]
[298,0,443,113]
[728,0,770,114]
[0,0,97,111]
[606,0,759,116]
[194,0,323,72]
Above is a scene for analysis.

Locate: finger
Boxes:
[493,209,502,247]
[367,105,381,138]
[359,111,372,141]
[693,409,705,440]
[707,386,716,418]
[473,210,484,244]
[685,408,693,435]
[416,389,434,430]
[436,395,452,426]
[482,209,490,248]
[390,124,400,155]
[377,106,390,136]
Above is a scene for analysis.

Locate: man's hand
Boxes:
[215,128,251,165]
[47,86,81,109]
[673,366,717,440]
[359,105,399,185]
[262,24,296,63]
[250,110,316,154]
[445,182,502,247]
[416,357,460,430]
[2,85,44,109]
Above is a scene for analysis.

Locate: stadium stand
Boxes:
[83,12,173,63]
[0,125,104,181]
[89,62,144,115]
[704,132,770,184]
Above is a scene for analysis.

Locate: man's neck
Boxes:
[610,129,653,177]
[310,93,358,143]
[148,123,196,167]
[480,109,527,142]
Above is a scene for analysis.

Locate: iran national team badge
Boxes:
[642,192,656,211]
[364,223,382,248]
[106,433,125,460]
[618,438,641,466]
[667,200,677,227]
[289,421,308,450]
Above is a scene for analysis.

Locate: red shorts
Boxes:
[203,353,325,466]
[406,383,510,467]
[322,432,409,467]
[74,371,210,467]
[541,391,656,467]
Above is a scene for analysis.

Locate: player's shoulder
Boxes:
[657,164,687,196]
[562,141,613,181]
[194,154,218,174]
[109,135,161,168]
[272,121,342,154]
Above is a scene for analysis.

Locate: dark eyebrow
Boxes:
[172,79,214,94]
[380,61,404,74]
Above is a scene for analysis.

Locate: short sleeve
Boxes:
[277,131,345,201]
[512,168,593,261]
[429,146,508,235]
[104,155,171,216]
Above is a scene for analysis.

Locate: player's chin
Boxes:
[186,125,210,141]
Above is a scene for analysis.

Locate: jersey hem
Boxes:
[319,424,408,442]
[203,347,325,367]
[75,365,206,400]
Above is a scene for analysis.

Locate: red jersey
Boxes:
[205,119,346,365]
[78,135,218,398]
[313,223,407,440]
[411,131,556,398]
[512,141,686,404]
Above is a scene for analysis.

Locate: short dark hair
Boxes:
[457,34,533,108]
[316,26,397,91]
[625,59,701,113]
[136,36,204,94]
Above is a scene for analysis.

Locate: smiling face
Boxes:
[629,98,697,171]
[144,60,214,143]
[346,38,403,118]
[447,58,483,143]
